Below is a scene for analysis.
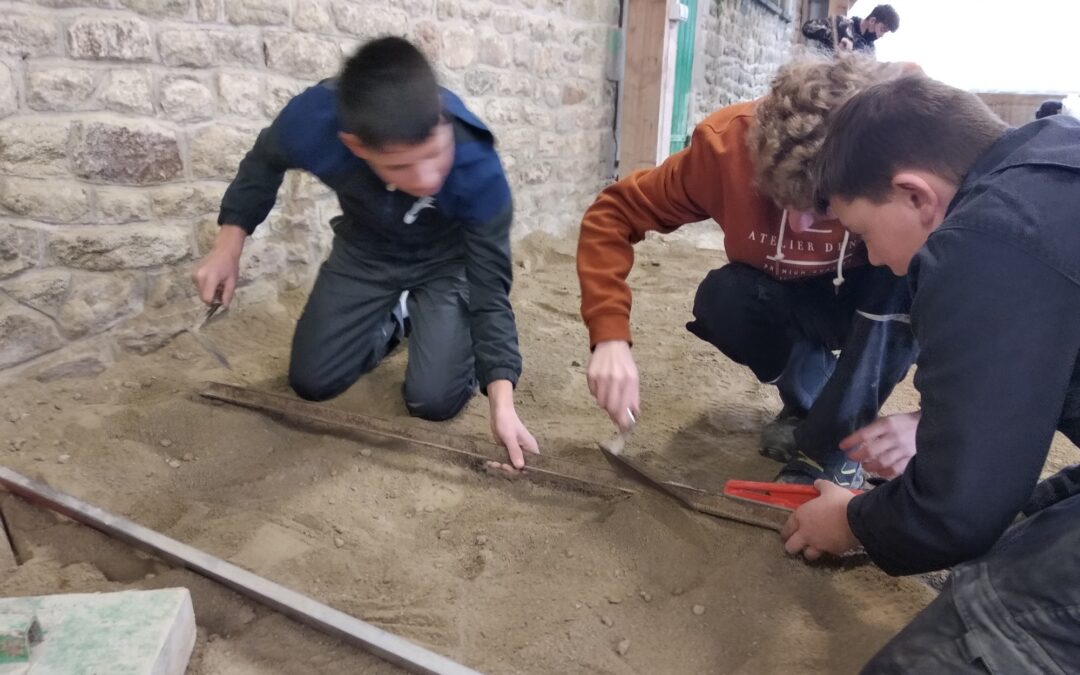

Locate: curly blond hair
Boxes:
[748,52,905,210]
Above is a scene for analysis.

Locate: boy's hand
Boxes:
[192,224,247,307]
[840,411,920,479]
[586,340,640,431]
[781,480,859,561]
[486,380,539,475]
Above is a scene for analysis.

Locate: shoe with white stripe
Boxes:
[775,451,865,489]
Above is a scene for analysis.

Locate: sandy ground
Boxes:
[1,232,1076,674]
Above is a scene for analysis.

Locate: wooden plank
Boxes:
[0,467,481,675]
[620,0,677,172]
[200,383,787,532]
[599,445,787,532]
[199,382,637,497]
[0,503,18,576]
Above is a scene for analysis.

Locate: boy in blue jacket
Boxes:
[192,37,537,469]
[783,74,1080,672]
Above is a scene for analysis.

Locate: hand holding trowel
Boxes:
[185,289,232,369]
[595,410,825,532]
[188,224,246,369]
[597,409,709,504]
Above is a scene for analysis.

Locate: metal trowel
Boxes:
[185,295,231,369]
[596,410,792,531]
[597,410,702,504]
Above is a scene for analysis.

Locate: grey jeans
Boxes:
[288,236,476,421]
[862,488,1080,674]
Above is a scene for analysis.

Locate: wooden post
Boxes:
[619,0,685,172]
[828,0,851,16]
[0,502,18,576]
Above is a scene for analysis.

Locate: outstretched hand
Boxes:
[484,380,539,477]
[840,411,920,479]
[489,405,539,472]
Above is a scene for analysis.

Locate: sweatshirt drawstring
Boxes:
[833,229,850,292]
[771,210,849,292]
[768,210,788,261]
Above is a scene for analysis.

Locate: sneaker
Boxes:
[759,407,804,463]
[775,451,865,489]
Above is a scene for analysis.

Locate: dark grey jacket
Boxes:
[848,116,1080,576]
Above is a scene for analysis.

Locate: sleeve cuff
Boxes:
[847,491,910,577]
[587,314,632,349]
[217,210,260,235]
[479,367,520,394]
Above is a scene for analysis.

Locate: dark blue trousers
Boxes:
[685,263,917,462]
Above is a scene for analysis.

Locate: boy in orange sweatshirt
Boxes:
[577,54,917,486]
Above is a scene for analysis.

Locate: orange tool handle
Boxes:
[723,480,862,511]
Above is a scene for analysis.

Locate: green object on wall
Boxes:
[669,0,699,155]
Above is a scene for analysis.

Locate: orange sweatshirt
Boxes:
[577,100,866,347]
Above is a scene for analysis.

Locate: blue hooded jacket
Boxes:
[217,82,520,389]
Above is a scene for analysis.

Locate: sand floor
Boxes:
[1,232,1075,674]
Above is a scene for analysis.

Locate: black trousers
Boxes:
[288,236,476,421]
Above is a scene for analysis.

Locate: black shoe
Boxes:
[759,407,804,463]
[775,451,865,489]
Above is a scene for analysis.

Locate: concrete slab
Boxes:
[0,613,41,664]
[0,588,195,675]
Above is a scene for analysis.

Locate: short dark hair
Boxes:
[815,75,1007,206]
[868,4,900,32]
[1036,100,1064,119]
[338,37,441,149]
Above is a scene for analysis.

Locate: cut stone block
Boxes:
[0,588,194,674]
[0,613,41,663]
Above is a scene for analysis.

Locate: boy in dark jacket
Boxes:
[784,74,1080,672]
[802,4,899,54]
[192,37,537,469]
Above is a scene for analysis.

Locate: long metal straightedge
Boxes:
[0,467,480,675]
[200,382,636,496]
[199,383,787,532]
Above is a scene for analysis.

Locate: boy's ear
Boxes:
[338,132,367,159]
[892,171,941,228]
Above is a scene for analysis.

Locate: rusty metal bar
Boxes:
[0,467,481,675]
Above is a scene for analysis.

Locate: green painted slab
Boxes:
[0,613,40,664]
[0,588,194,675]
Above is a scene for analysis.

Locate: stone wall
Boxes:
[0,0,620,379]
[977,92,1063,127]
[691,0,795,124]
